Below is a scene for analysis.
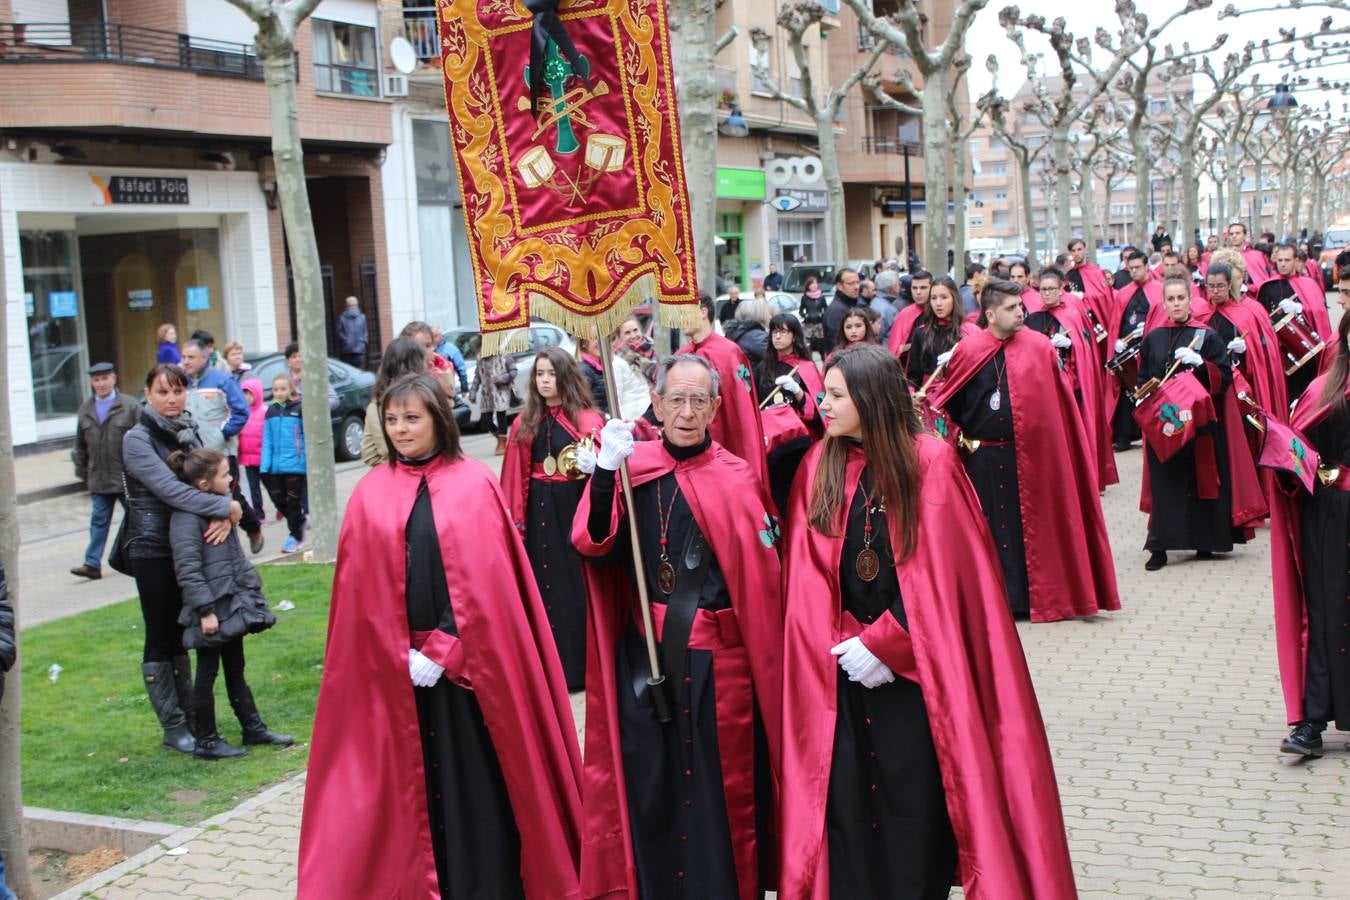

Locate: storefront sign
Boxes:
[775,188,827,211]
[716,167,767,200]
[128,289,154,311]
[23,292,35,317]
[91,175,190,205]
[186,286,210,311]
[49,291,78,318]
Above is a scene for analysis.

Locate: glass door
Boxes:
[20,231,86,422]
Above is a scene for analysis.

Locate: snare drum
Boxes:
[1271,310,1326,375]
[761,403,811,464]
[1105,341,1142,392]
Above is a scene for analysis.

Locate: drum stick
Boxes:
[759,366,800,409]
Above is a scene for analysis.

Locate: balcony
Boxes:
[838,136,925,186]
[0,21,264,79]
[857,21,910,57]
[403,6,439,63]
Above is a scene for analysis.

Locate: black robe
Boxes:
[1137,325,1243,553]
[760,358,816,519]
[405,475,524,900]
[524,415,589,691]
[1112,285,1152,445]
[940,350,1030,617]
[1257,279,1317,405]
[905,321,962,389]
[828,466,957,899]
[1300,405,1350,730]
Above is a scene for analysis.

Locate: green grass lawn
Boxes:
[20,564,333,825]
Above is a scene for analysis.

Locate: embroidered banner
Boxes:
[436,0,698,352]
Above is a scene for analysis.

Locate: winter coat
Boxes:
[185,367,249,455]
[470,353,518,414]
[156,341,181,364]
[170,510,274,648]
[237,377,266,468]
[0,561,13,702]
[578,355,609,414]
[73,391,139,495]
[722,319,769,366]
[613,355,651,420]
[336,307,369,357]
[261,399,307,475]
[361,399,386,467]
[122,410,234,561]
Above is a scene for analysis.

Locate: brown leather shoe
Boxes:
[70,564,102,580]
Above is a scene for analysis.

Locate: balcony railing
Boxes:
[403,7,439,62]
[0,21,263,79]
[857,23,909,57]
[861,135,920,155]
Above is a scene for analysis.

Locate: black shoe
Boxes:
[231,686,295,746]
[1195,550,1216,560]
[1281,722,1325,758]
[194,734,248,760]
[249,530,265,555]
[1145,551,1168,571]
[70,564,102,580]
[142,662,196,755]
[1112,441,1133,452]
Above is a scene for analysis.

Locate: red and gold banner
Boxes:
[436,0,698,352]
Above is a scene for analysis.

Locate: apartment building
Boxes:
[1,0,395,446]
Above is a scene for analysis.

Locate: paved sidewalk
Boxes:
[60,448,1350,897]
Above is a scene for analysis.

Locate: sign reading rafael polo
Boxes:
[90,174,189,205]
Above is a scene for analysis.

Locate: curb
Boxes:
[51,772,307,899]
[18,482,84,506]
[24,808,177,858]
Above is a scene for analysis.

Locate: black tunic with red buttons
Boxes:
[939,350,1029,617]
[827,467,957,899]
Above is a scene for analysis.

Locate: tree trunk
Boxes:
[1100,170,1117,247]
[1132,129,1151,247]
[921,76,950,275]
[951,132,968,276]
[259,45,337,562]
[1179,145,1198,253]
[670,0,717,300]
[1080,163,1097,261]
[0,176,34,900]
[1164,174,1177,242]
[1276,158,1290,240]
[1052,127,1073,254]
[1290,165,1304,239]
[818,110,850,265]
[1226,136,1242,222]
[1252,157,1264,232]
[1018,154,1038,267]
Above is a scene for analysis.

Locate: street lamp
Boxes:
[718,107,750,138]
[1267,83,1299,112]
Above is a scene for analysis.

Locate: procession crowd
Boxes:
[51,221,1348,898]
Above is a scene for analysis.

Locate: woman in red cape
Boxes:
[1269,315,1350,757]
[779,344,1076,900]
[298,374,582,900]
[501,347,606,691]
[757,313,825,516]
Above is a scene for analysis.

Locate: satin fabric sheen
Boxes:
[502,407,606,532]
[570,440,783,900]
[779,438,1077,899]
[886,303,925,358]
[928,327,1121,622]
[676,334,770,487]
[298,456,582,899]
[1105,279,1163,415]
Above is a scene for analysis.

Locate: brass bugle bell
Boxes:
[957,433,982,454]
[1318,465,1341,487]
[556,435,596,481]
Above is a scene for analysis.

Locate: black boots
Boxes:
[1145,551,1168,571]
[1281,721,1325,758]
[171,655,196,737]
[194,733,247,760]
[231,686,294,747]
[142,661,196,755]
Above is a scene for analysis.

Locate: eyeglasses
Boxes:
[664,393,711,411]
[1205,284,1230,292]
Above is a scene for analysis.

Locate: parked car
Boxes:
[782,262,837,294]
[1318,225,1350,287]
[244,353,375,461]
[441,320,576,427]
[714,291,800,322]
[1094,247,1125,276]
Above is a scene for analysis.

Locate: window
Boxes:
[989,137,1007,153]
[994,191,1008,201]
[969,138,981,154]
[1149,98,1169,115]
[779,219,817,263]
[992,210,1011,227]
[969,215,984,227]
[313,19,378,96]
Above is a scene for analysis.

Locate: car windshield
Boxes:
[451,331,482,362]
[783,265,834,293]
[1325,228,1350,247]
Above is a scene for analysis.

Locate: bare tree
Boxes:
[945,61,985,273]
[844,0,992,272]
[223,0,336,562]
[752,1,890,263]
[977,64,1048,264]
[1076,101,1129,259]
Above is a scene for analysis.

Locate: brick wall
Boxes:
[104,0,187,32]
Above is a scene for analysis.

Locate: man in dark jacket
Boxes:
[822,267,862,352]
[336,295,369,369]
[70,363,139,579]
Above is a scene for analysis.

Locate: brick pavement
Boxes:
[60,448,1350,898]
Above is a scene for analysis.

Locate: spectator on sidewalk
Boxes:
[433,327,469,394]
[181,339,263,555]
[190,330,221,370]
[0,560,14,900]
[401,322,458,396]
[155,323,181,364]
[220,341,251,383]
[261,374,308,554]
[336,296,369,369]
[361,338,428,467]
[70,362,139,580]
[237,376,268,520]
[283,341,339,411]
[763,263,784,290]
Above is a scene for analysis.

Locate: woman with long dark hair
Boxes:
[122,364,240,754]
[778,344,1076,899]
[799,274,828,358]
[300,374,581,898]
[758,313,827,516]
[1272,315,1350,757]
[834,306,881,351]
[361,337,428,466]
[905,275,969,387]
[757,313,824,403]
[500,347,605,691]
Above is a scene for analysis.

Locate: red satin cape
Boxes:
[298,456,582,900]
[927,327,1121,622]
[501,407,607,532]
[570,441,783,900]
[1105,279,1164,416]
[677,334,770,486]
[778,438,1077,900]
[886,302,925,357]
[1285,274,1335,357]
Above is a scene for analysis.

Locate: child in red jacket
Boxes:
[238,377,268,520]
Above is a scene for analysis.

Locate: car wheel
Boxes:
[336,413,363,461]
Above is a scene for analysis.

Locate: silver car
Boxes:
[442,321,576,426]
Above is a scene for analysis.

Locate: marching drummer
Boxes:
[1136,278,1267,572]
[757,313,824,515]
[1257,242,1335,406]
[1107,251,1164,451]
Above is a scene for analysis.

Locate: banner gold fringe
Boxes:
[477,274,700,356]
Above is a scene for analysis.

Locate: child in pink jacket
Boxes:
[238,377,268,520]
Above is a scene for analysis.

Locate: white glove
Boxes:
[830,636,896,690]
[1114,339,1127,354]
[1130,325,1145,340]
[1226,336,1247,355]
[1051,333,1073,350]
[1278,298,1303,316]
[575,444,597,475]
[408,648,444,688]
[774,374,803,396]
[935,350,954,368]
[1173,347,1204,368]
[596,419,635,470]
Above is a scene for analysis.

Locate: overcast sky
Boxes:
[963,0,1350,120]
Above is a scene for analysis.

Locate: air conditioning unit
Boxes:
[384,74,409,97]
